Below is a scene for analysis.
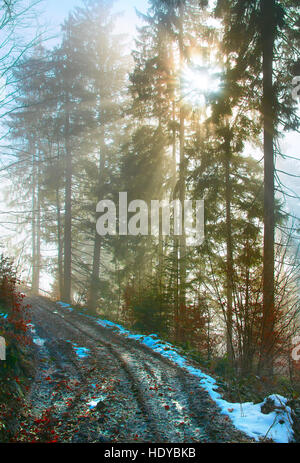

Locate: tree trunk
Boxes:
[56,185,63,299]
[178,4,186,343]
[224,138,234,365]
[36,152,41,291]
[31,144,40,294]
[241,250,253,376]
[31,146,38,294]
[172,103,180,342]
[88,132,106,313]
[158,207,163,288]
[62,107,72,303]
[179,105,186,342]
[259,0,276,376]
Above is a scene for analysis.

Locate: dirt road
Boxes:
[23,296,251,443]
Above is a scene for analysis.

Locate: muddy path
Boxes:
[22,296,252,443]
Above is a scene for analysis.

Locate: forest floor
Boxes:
[11,296,255,443]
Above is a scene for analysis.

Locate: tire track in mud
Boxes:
[52,305,248,442]
[30,299,163,442]
[32,299,202,442]
[28,296,252,443]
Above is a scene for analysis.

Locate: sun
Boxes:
[181,61,221,108]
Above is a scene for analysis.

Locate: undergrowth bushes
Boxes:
[0,254,33,441]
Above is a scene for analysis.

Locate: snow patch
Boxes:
[87,395,107,410]
[70,342,90,359]
[57,301,73,312]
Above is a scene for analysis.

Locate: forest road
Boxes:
[24,296,252,443]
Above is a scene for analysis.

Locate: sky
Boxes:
[39,0,148,47]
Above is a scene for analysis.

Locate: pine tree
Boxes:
[214,0,300,374]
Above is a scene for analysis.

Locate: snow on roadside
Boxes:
[73,345,90,359]
[56,301,295,443]
[64,340,90,359]
[57,301,73,312]
[95,319,294,443]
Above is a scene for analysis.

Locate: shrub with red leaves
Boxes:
[0,255,31,351]
[0,255,33,441]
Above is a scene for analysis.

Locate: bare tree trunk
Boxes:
[177,4,186,343]
[179,105,186,342]
[31,146,37,294]
[259,0,276,377]
[242,262,254,376]
[224,134,234,365]
[62,107,72,303]
[89,233,102,313]
[171,92,180,342]
[158,207,163,288]
[56,185,63,299]
[157,116,163,290]
[36,152,41,290]
[88,131,105,313]
[31,143,40,294]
